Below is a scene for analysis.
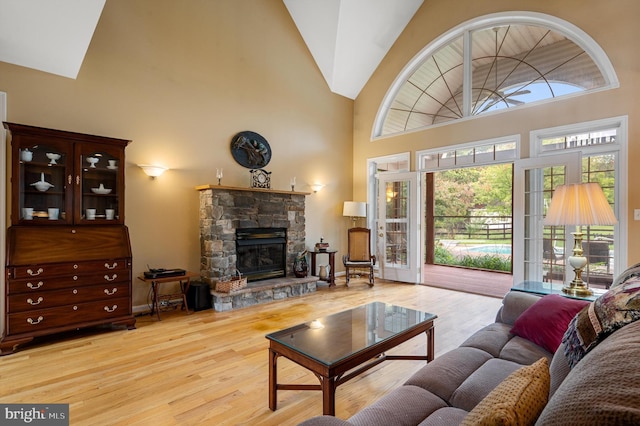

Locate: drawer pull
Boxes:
[104,305,118,313]
[27,297,44,305]
[73,264,79,269]
[73,276,78,281]
[27,316,44,325]
[73,289,78,294]
[27,281,44,290]
[73,306,78,311]
[104,288,118,296]
[105,262,118,270]
[104,274,118,282]
[27,268,44,276]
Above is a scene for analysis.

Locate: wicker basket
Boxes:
[216,272,247,293]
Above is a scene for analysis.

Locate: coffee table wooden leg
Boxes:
[426,325,435,362]
[322,376,337,416]
[269,349,277,411]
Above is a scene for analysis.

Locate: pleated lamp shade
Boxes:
[544,182,617,226]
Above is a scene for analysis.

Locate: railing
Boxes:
[435,215,512,240]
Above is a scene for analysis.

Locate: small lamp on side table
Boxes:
[543,182,617,296]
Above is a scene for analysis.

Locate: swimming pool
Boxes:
[466,244,512,255]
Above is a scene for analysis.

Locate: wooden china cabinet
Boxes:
[1,122,136,355]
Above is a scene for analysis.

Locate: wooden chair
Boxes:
[342,227,376,287]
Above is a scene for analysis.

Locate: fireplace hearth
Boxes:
[236,228,287,281]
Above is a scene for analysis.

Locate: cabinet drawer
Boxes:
[7,297,131,335]
[7,283,130,313]
[9,259,130,280]
[8,272,130,294]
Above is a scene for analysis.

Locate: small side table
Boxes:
[511,281,605,302]
[309,250,336,287]
[137,271,200,320]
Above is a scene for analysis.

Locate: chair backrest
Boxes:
[348,227,372,261]
[582,240,610,265]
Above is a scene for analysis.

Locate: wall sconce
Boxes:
[310,183,324,193]
[138,164,168,179]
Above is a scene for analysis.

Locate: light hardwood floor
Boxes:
[0,278,503,425]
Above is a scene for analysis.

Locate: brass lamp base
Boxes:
[563,228,593,297]
[562,281,593,297]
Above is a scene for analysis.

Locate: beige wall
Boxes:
[0,0,354,307]
[354,0,640,265]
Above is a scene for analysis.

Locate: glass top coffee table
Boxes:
[266,301,437,416]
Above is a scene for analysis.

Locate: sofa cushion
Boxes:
[461,357,550,426]
[563,277,640,367]
[347,385,447,426]
[404,347,493,402]
[419,407,468,426]
[510,294,588,353]
[537,320,640,425]
[460,322,514,357]
[548,341,571,398]
[498,291,545,325]
[450,358,524,411]
[499,336,552,365]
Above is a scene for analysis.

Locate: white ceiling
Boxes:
[0,0,106,79]
[284,0,424,99]
[0,0,422,99]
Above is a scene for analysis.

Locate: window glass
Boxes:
[377,17,615,137]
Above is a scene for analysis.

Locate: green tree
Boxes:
[473,164,513,215]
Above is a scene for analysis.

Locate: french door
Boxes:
[376,172,421,283]
[513,153,581,284]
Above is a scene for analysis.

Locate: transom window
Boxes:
[374,13,618,138]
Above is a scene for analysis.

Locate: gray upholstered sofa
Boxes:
[299,283,640,425]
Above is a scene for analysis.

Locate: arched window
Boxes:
[373,12,618,138]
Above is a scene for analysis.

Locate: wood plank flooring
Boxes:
[0,278,503,425]
[423,264,513,298]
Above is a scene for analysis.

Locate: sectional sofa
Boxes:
[300,267,640,425]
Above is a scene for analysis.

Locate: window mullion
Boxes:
[463,30,472,117]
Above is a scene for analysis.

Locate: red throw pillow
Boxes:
[510,294,589,353]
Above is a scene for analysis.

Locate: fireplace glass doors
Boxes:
[236,228,287,281]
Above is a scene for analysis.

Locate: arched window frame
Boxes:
[373,11,619,139]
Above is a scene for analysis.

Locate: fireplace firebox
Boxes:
[236,228,287,282]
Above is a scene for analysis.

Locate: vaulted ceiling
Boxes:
[0,0,423,100]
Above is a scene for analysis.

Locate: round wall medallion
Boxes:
[230,131,272,169]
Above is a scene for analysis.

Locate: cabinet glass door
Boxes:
[78,144,123,224]
[17,138,72,224]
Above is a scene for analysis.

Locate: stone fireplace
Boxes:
[197,185,308,286]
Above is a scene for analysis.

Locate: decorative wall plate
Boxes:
[231,131,272,169]
[250,169,271,189]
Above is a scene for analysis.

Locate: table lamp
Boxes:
[543,182,617,296]
[343,201,367,227]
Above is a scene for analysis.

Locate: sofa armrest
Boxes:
[496,291,543,325]
[298,416,352,426]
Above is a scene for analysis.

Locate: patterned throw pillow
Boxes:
[562,277,640,368]
[460,358,550,426]
[610,261,640,288]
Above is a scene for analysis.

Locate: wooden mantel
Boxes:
[195,184,310,196]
